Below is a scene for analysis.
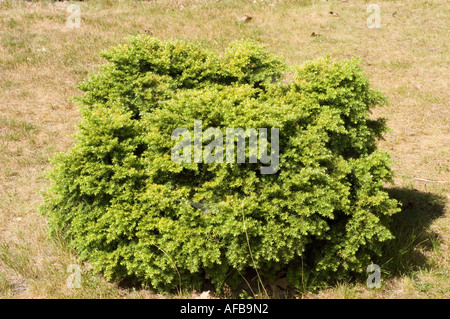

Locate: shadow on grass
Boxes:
[379,187,447,277]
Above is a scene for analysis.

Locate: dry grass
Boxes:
[0,0,448,298]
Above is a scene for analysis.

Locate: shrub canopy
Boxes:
[42,35,400,292]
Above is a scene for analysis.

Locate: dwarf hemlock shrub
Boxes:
[41,35,400,292]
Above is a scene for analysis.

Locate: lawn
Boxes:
[0,0,448,298]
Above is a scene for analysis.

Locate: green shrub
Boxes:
[41,35,400,293]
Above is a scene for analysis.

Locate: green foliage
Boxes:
[41,35,400,293]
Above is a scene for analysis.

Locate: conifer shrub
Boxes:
[41,35,400,292]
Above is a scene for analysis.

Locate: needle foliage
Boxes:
[41,35,400,292]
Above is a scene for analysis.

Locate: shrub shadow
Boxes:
[380,187,447,277]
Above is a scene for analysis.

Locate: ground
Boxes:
[0,0,448,298]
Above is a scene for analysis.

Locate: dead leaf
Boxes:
[237,15,253,23]
[192,290,211,299]
[199,290,211,299]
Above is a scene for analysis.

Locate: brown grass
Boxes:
[0,0,448,298]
